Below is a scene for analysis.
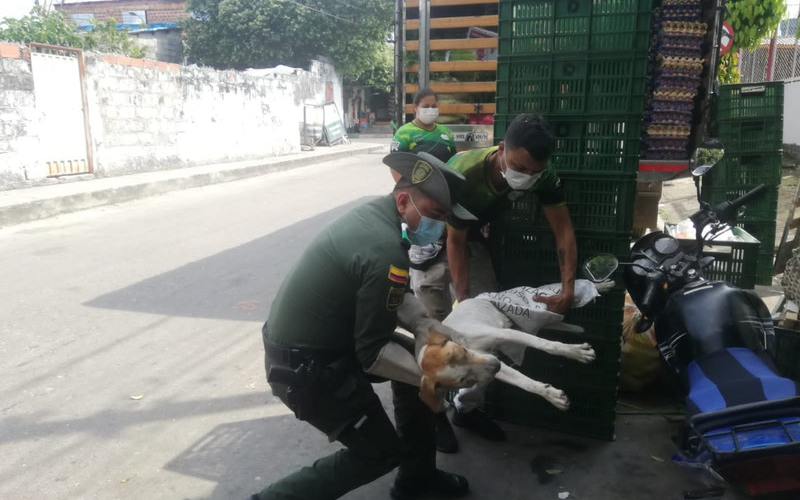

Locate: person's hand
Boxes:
[532,291,574,315]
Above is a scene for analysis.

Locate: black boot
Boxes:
[452,407,506,441]
[435,411,459,453]
[390,469,470,500]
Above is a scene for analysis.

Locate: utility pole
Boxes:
[418,0,430,89]
[394,0,404,126]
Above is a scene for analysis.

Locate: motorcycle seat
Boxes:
[686,347,799,417]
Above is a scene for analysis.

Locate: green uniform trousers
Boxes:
[257,369,436,499]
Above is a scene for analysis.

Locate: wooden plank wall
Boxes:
[404,0,498,115]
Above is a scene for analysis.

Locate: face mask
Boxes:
[501,153,543,191]
[406,196,445,246]
[417,107,439,125]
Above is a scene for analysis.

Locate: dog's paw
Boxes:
[568,342,596,364]
[544,386,570,411]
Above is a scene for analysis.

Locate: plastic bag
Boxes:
[619,294,660,392]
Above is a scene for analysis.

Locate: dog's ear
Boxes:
[419,375,442,413]
[427,328,449,346]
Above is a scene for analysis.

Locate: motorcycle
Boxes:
[583,141,800,497]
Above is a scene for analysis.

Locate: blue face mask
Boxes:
[406,196,446,246]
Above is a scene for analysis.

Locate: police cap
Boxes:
[383,151,476,221]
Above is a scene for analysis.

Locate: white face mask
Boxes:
[501,153,542,191]
[417,107,439,125]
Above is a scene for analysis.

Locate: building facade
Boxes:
[55,0,187,27]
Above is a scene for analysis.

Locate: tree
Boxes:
[183,0,393,78]
[719,0,786,83]
[0,6,146,58]
[347,41,393,92]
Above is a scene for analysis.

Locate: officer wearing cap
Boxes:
[250,152,474,500]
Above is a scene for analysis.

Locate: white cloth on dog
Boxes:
[475,280,599,332]
[474,280,600,365]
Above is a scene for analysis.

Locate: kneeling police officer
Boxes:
[250,151,476,500]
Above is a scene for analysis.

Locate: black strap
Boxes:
[264,339,342,369]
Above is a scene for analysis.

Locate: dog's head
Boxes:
[418,327,501,412]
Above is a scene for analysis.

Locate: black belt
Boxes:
[264,339,343,369]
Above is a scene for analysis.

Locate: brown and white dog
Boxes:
[398,288,600,413]
[397,294,503,412]
[416,328,501,412]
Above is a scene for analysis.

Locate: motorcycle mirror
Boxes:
[582,254,619,283]
[690,138,725,177]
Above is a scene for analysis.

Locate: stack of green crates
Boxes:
[488,0,653,440]
[712,82,784,285]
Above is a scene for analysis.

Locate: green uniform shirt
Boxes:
[391,122,457,163]
[267,195,410,370]
[446,146,565,231]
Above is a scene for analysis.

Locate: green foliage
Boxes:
[183,0,393,79]
[719,0,785,81]
[0,6,146,58]
[349,42,393,92]
[718,52,740,84]
[727,0,786,52]
[0,6,85,47]
[88,18,147,58]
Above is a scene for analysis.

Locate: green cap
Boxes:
[384,151,476,221]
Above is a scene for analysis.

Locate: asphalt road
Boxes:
[0,150,396,500]
[1,150,753,500]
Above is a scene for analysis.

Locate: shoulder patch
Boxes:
[388,265,409,284]
[386,286,405,311]
[440,134,450,141]
[411,160,433,184]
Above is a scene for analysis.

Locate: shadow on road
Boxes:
[84,197,375,321]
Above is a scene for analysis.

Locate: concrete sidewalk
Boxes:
[0,139,388,228]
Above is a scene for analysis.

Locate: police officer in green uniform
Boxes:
[250,151,476,500]
[410,113,577,450]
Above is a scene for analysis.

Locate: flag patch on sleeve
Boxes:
[388,265,409,285]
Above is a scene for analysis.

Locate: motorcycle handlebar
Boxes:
[712,184,768,224]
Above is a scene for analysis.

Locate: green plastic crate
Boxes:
[716,118,784,153]
[498,0,652,56]
[490,229,632,293]
[496,53,648,115]
[495,174,637,232]
[668,226,760,289]
[775,327,800,381]
[740,221,777,286]
[486,377,619,440]
[494,114,643,175]
[708,185,780,224]
[717,82,784,120]
[709,151,783,187]
[563,288,626,336]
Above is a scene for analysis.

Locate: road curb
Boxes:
[0,143,386,228]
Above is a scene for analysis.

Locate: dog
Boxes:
[396,293,503,412]
[398,281,606,413]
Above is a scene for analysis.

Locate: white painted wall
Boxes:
[784,80,800,146]
[0,49,343,188]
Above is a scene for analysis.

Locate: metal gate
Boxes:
[30,43,93,176]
